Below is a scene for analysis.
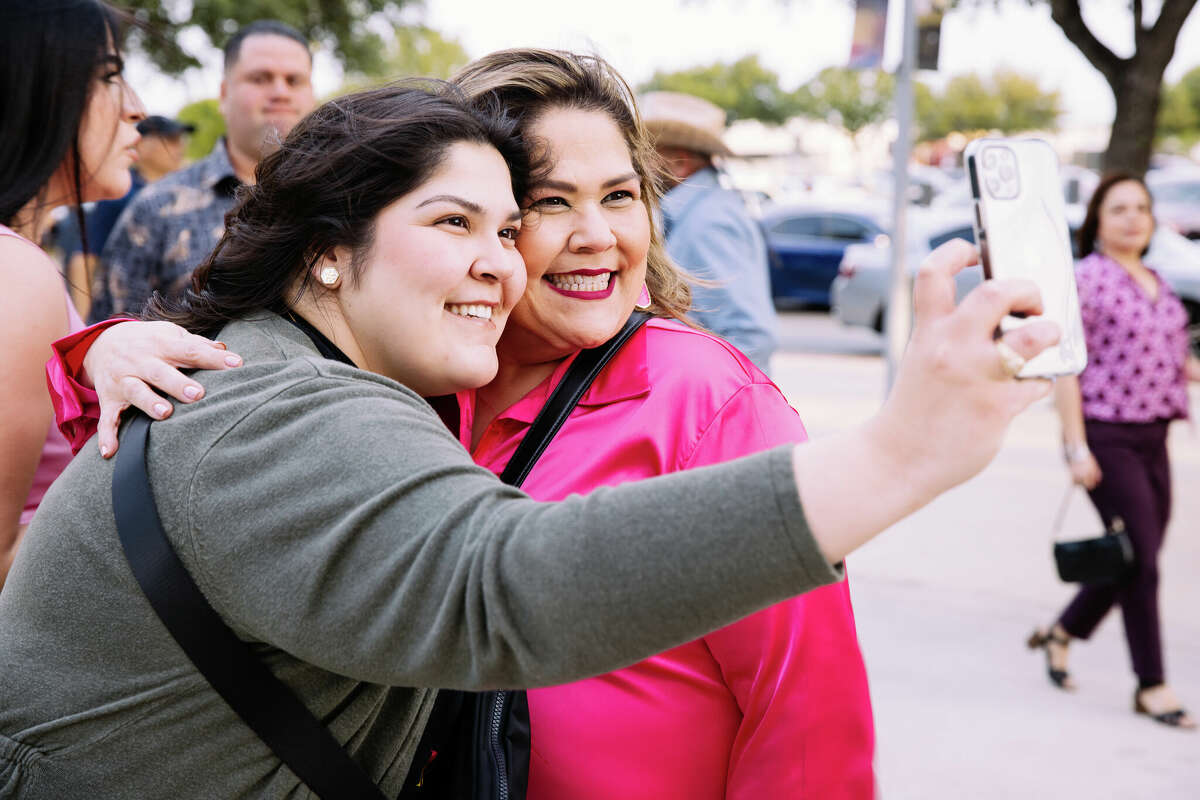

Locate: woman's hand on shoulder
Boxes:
[85,320,242,458]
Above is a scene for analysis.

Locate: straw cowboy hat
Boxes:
[639,91,733,158]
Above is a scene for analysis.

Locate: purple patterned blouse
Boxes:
[1075,252,1190,423]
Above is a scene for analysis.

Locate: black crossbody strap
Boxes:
[499,311,651,486]
[112,414,388,800]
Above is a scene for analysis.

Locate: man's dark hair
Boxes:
[147,83,539,337]
[223,20,310,72]
[0,0,124,228]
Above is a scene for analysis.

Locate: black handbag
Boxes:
[1050,486,1135,585]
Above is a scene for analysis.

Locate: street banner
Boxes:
[917,0,946,71]
[849,0,888,69]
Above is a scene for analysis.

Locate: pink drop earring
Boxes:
[635,283,652,310]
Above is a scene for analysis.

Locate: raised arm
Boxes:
[173,239,1057,690]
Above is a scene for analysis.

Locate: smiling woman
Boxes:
[450,49,877,798]
[289,142,526,396]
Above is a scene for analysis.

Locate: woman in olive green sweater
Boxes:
[1,85,1056,797]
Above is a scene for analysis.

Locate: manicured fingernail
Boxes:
[224,354,242,367]
[213,341,228,350]
[183,385,201,400]
[154,403,170,418]
[99,444,110,458]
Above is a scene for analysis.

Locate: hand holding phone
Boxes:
[966,138,1087,378]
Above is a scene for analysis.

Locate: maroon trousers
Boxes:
[1057,419,1172,686]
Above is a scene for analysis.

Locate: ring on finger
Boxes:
[995,340,1027,378]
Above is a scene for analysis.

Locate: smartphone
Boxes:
[965,138,1087,378]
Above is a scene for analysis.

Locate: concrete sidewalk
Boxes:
[772,350,1200,799]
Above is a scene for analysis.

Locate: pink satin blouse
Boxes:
[459,318,875,800]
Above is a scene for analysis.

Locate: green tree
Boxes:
[344,25,471,87]
[1157,65,1200,141]
[793,67,895,135]
[1157,82,1199,141]
[176,99,225,160]
[119,0,418,76]
[1044,0,1197,173]
[757,0,1199,173]
[640,56,798,124]
[916,72,1060,141]
[992,71,1061,132]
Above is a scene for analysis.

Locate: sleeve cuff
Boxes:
[766,444,845,587]
[44,318,134,454]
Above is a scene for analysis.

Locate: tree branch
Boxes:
[1047,0,1123,87]
[1133,0,1147,52]
[1143,0,1200,71]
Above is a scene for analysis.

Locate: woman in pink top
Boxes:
[1031,173,1200,729]
[0,0,145,590]
[449,50,873,798]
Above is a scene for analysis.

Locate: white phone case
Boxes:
[965,138,1087,378]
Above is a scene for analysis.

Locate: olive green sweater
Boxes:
[0,311,838,798]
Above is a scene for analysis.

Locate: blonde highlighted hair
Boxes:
[451,48,695,323]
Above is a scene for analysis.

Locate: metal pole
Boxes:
[885,0,916,392]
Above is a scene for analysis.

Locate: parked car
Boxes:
[762,203,889,308]
[1146,173,1200,240]
[831,211,980,332]
[832,211,1200,353]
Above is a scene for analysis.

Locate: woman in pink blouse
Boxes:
[0,0,144,590]
[445,50,874,798]
[1031,173,1200,729]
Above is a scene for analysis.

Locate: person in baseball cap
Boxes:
[640,91,779,373]
[135,115,196,181]
[84,116,194,254]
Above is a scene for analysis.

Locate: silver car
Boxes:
[830,211,980,332]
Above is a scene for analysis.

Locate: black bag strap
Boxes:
[403,311,652,798]
[113,414,388,800]
[499,311,651,486]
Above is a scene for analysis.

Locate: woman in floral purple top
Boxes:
[1030,173,1200,729]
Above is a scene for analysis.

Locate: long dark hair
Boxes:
[147,84,535,337]
[1078,171,1154,259]
[0,0,123,231]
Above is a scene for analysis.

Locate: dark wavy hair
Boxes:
[0,0,123,235]
[1077,171,1154,259]
[147,83,536,337]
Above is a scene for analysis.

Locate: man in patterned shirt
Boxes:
[89,20,316,322]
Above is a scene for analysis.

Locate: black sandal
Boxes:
[1134,688,1198,730]
[1027,627,1075,691]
